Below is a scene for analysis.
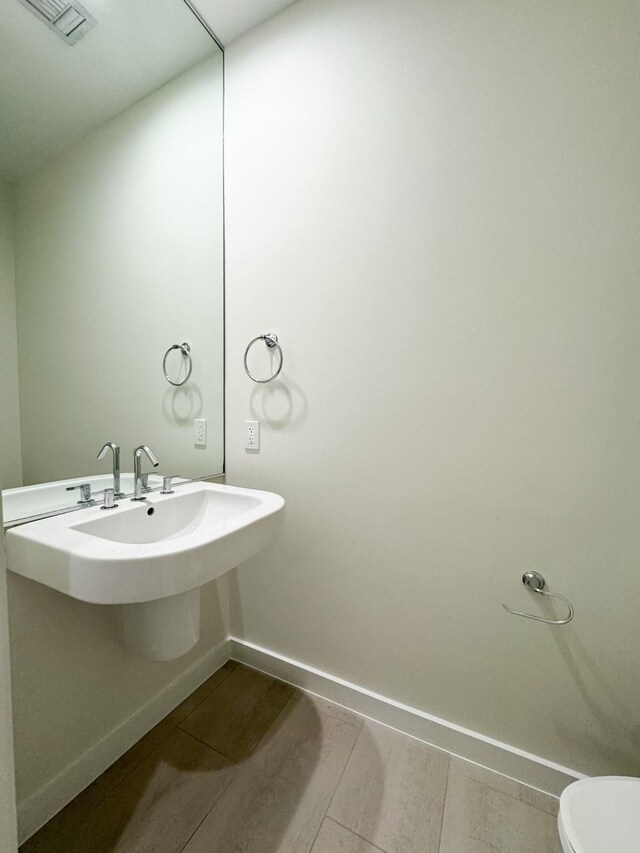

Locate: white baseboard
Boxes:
[230,637,584,798]
[18,638,232,844]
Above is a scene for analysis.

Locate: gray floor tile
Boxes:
[183,695,360,853]
[179,663,294,761]
[25,729,234,853]
[310,818,387,853]
[448,757,560,816]
[328,721,450,853]
[439,760,563,853]
[20,661,236,852]
[21,666,567,853]
[292,690,364,730]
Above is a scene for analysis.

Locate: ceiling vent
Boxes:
[17,0,96,45]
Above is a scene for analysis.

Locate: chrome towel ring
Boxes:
[503,571,574,625]
[163,342,192,386]
[244,332,283,383]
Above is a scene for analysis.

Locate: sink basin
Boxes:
[6,481,283,604]
[6,481,284,660]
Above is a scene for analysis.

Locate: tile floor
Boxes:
[20,661,563,852]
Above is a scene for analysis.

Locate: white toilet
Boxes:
[558,776,640,852]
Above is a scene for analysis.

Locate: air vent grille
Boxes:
[27,0,67,18]
[18,0,96,45]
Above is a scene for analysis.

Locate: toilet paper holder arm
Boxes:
[503,572,574,625]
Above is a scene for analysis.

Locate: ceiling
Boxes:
[0,0,299,183]
[191,0,299,44]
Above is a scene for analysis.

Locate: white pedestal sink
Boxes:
[6,482,284,660]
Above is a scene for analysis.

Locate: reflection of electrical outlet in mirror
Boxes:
[194,419,207,447]
[245,420,260,452]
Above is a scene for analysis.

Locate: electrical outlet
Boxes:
[245,420,260,451]
[194,418,207,447]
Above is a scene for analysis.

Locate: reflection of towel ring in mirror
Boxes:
[244,333,283,383]
[163,342,193,386]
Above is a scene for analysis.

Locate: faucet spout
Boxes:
[97,442,123,497]
[132,445,159,501]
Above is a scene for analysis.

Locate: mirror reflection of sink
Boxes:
[6,482,284,660]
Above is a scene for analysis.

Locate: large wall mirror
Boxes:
[0,0,224,525]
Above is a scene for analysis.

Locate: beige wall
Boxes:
[225,0,640,777]
[0,473,17,851]
[8,574,228,814]
[14,53,224,486]
[0,182,22,490]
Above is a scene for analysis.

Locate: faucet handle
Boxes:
[161,475,176,495]
[66,483,94,505]
[100,488,118,511]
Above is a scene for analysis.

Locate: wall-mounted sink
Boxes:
[6,482,284,660]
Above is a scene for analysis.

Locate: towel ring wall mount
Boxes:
[163,342,193,387]
[503,571,574,625]
[244,332,283,383]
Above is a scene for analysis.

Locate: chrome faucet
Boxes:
[66,483,94,505]
[97,442,124,497]
[132,445,159,501]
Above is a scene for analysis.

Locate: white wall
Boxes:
[0,181,23,490]
[225,0,640,777]
[14,53,224,486]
